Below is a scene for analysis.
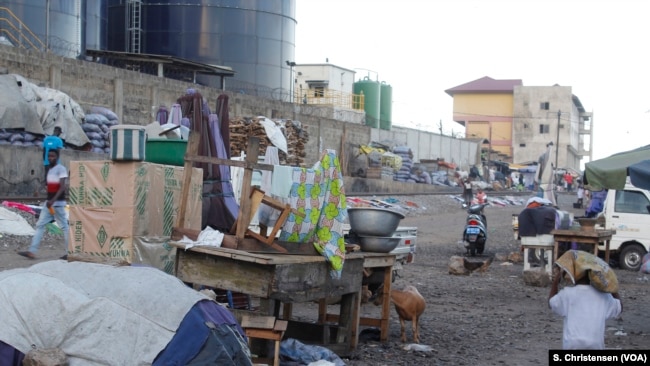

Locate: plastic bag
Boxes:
[258,116,288,153]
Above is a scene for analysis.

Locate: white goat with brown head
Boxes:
[374,285,425,343]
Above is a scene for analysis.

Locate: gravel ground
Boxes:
[1,191,649,365]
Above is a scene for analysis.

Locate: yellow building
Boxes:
[445,76,522,163]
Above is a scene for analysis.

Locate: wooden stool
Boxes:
[241,316,288,366]
[230,187,304,252]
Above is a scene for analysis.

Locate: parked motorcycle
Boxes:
[463,203,488,256]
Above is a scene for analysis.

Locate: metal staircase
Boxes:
[0,7,47,52]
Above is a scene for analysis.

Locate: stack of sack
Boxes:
[81,107,120,154]
[393,146,414,182]
[0,129,42,147]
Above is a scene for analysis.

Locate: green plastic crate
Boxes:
[144,138,187,166]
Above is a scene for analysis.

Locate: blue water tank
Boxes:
[107,0,296,98]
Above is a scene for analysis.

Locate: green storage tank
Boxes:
[354,77,381,128]
[380,82,393,130]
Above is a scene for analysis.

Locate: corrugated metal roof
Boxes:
[85,49,235,77]
[445,76,522,96]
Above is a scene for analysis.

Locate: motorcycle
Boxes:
[463,203,488,256]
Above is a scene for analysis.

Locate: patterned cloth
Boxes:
[279,150,347,278]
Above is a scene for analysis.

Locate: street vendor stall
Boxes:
[170,243,366,355]
[170,131,378,355]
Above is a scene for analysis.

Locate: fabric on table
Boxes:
[517,206,557,237]
[279,150,347,278]
[555,250,619,293]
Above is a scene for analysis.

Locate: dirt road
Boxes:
[2,191,648,365]
[343,192,649,366]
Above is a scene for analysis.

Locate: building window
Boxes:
[540,102,550,110]
[313,87,325,97]
[519,143,526,147]
[539,124,550,133]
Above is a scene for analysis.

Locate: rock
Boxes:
[448,256,470,275]
[23,348,68,366]
[523,268,551,287]
[507,251,523,263]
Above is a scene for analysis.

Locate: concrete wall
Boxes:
[512,85,580,169]
[0,145,106,197]
[0,45,478,196]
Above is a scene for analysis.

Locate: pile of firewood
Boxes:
[229,117,309,166]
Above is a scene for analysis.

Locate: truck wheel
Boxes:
[619,244,646,271]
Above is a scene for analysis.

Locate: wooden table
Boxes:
[551,229,616,263]
[318,253,396,344]
[171,242,364,355]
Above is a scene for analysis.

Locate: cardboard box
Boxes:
[68,160,203,263]
[68,206,134,261]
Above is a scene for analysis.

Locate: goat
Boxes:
[373,285,425,343]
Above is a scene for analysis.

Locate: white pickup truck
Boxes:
[596,184,650,271]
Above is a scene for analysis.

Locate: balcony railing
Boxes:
[0,7,46,52]
[293,88,364,111]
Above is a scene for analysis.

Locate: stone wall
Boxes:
[0,45,477,196]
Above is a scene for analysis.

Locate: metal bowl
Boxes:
[347,207,405,237]
[357,236,401,253]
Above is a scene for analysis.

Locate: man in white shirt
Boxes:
[548,266,622,349]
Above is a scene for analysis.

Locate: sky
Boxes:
[295,0,650,163]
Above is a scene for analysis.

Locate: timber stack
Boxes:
[229,116,309,166]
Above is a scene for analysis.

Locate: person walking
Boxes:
[19,149,69,260]
[43,126,64,167]
[549,262,622,349]
[564,172,574,193]
[461,176,473,206]
[475,187,487,204]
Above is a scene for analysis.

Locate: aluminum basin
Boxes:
[358,236,401,253]
[347,207,405,237]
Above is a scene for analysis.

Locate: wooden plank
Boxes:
[176,132,200,229]
[184,154,275,172]
[245,328,283,341]
[171,241,325,264]
[175,248,363,302]
[241,315,276,329]
[274,320,288,332]
[174,248,274,298]
[235,137,260,240]
[362,254,396,268]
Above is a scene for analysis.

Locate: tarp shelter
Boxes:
[584,144,650,190]
[0,261,249,365]
[0,74,89,147]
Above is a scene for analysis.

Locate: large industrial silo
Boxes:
[106,0,296,100]
[0,0,88,58]
[85,0,108,52]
